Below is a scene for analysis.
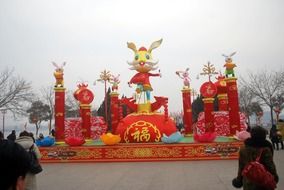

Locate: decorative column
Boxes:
[74,84,94,139]
[110,92,120,133]
[52,61,66,141]
[176,68,192,135]
[199,62,218,134]
[214,74,228,111]
[182,88,192,134]
[217,94,228,111]
[54,87,65,141]
[225,77,240,135]
[80,104,91,138]
[200,81,217,133]
[202,98,215,133]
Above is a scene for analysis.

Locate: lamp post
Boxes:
[1,109,7,136]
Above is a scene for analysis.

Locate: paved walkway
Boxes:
[38,150,284,190]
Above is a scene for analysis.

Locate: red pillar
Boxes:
[182,88,192,134]
[203,98,215,133]
[110,92,120,133]
[225,77,240,135]
[80,104,91,139]
[54,87,65,141]
[217,94,228,111]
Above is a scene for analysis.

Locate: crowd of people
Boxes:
[0,122,282,190]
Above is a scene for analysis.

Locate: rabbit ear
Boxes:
[127,42,137,53]
[186,68,189,72]
[148,39,163,53]
[230,52,236,57]
[52,62,59,69]
[222,54,228,58]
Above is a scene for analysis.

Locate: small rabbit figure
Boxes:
[223,52,236,78]
[176,68,190,88]
[52,62,66,87]
[109,74,120,92]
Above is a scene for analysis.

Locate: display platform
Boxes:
[39,137,243,163]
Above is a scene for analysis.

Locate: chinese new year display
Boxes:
[39,39,248,162]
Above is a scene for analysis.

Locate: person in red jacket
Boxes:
[232,126,279,190]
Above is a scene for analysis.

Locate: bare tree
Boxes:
[239,86,264,126]
[240,69,284,126]
[0,68,33,116]
[65,90,80,118]
[40,85,54,134]
[239,86,255,126]
[27,100,50,137]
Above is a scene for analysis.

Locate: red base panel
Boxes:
[39,141,242,163]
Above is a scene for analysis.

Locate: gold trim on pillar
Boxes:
[110,92,119,97]
[80,104,91,109]
[217,94,228,99]
[181,88,191,93]
[202,98,215,103]
[54,87,66,92]
[224,77,237,83]
[55,112,64,117]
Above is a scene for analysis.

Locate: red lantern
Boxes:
[200,81,217,98]
[74,84,94,104]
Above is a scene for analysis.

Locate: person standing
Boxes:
[276,130,284,150]
[7,130,16,141]
[0,131,4,141]
[232,126,279,190]
[270,125,280,150]
[15,131,41,190]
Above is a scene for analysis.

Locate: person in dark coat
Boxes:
[232,126,279,190]
[0,139,31,190]
[16,131,41,190]
[0,131,4,141]
[7,130,16,141]
[270,124,280,150]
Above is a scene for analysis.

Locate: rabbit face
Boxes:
[127,39,162,73]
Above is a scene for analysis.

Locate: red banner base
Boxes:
[39,141,242,163]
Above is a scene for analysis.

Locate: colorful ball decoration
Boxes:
[200,81,217,98]
[65,136,86,146]
[100,133,121,145]
[115,113,177,143]
[36,136,55,147]
[193,132,217,143]
[234,130,251,141]
[161,131,183,144]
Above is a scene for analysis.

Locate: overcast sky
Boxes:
[1,0,284,118]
